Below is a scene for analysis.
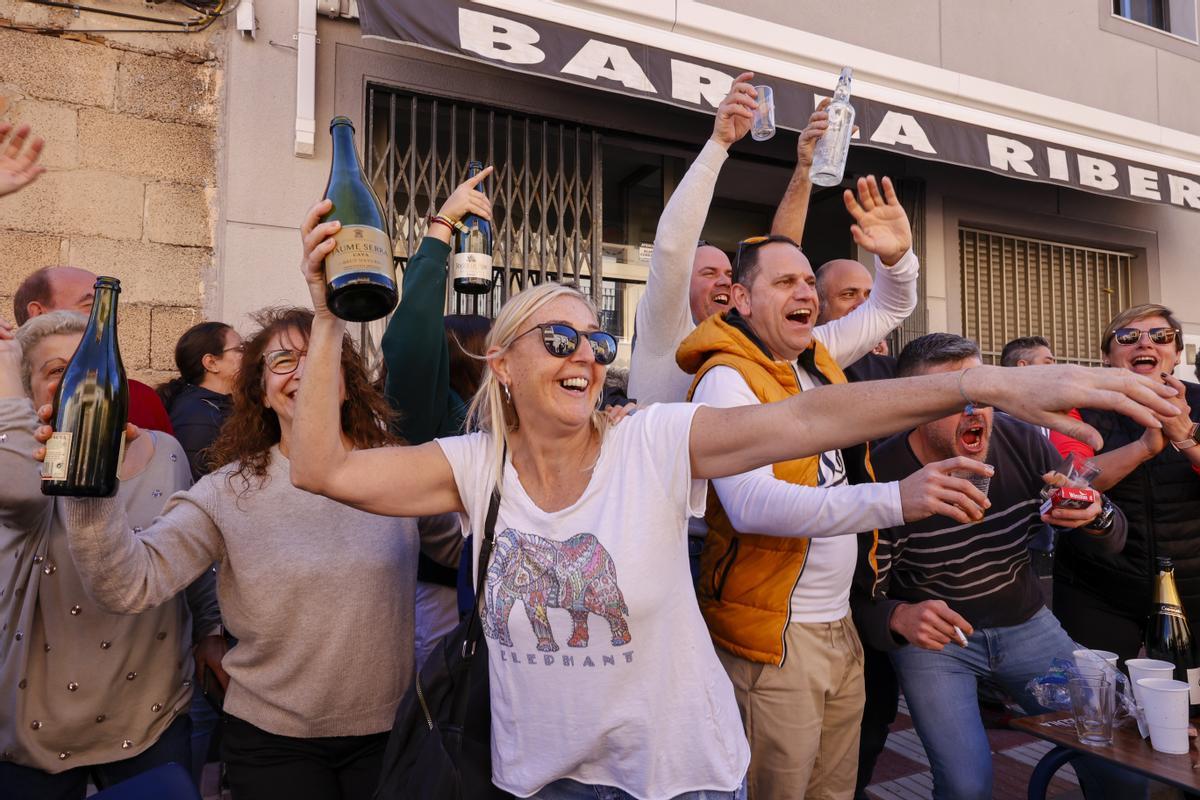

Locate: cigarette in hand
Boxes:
[953,626,969,647]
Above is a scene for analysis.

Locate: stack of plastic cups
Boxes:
[1125,659,1175,707]
[1135,678,1190,754]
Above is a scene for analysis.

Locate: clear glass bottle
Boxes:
[810,67,856,187]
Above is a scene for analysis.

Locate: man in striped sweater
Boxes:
[852,333,1142,800]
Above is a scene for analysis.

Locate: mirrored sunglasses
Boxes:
[516,323,618,365]
[1112,327,1179,346]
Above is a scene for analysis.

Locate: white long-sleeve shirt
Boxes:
[690,288,915,621]
[627,137,921,404]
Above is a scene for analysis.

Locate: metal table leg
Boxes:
[1027,745,1083,800]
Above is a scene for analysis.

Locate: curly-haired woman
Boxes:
[50,307,419,800]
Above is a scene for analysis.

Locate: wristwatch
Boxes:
[1088,496,1116,533]
[1170,421,1200,452]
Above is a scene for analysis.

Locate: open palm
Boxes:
[843,176,912,266]
[0,123,46,198]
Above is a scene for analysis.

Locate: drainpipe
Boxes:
[294,0,317,157]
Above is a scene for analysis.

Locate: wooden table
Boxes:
[1012,711,1200,798]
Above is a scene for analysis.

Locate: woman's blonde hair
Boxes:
[466,282,609,489]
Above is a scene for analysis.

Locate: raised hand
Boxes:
[898,456,993,523]
[437,165,494,224]
[843,175,912,266]
[0,123,46,198]
[299,199,341,319]
[710,72,757,149]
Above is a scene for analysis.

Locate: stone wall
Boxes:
[0,0,222,385]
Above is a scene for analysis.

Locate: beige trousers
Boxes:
[717,615,865,800]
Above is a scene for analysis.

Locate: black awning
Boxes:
[359,0,1200,212]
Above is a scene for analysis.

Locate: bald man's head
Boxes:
[13,266,98,325]
[815,259,873,323]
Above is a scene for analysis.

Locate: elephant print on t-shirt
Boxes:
[483,529,631,652]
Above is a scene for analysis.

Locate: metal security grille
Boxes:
[959,227,1134,366]
[365,86,602,320]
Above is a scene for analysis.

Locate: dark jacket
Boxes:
[1056,381,1200,621]
[381,237,468,596]
[165,384,232,482]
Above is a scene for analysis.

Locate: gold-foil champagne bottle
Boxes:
[321,116,398,322]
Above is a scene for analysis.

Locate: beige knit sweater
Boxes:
[64,446,420,739]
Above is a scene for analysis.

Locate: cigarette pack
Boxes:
[1039,486,1095,516]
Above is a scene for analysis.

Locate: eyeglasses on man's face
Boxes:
[514,323,618,365]
[1112,327,1180,347]
[263,348,308,375]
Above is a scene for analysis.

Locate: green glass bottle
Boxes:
[321,116,398,322]
[453,161,494,295]
[42,276,129,498]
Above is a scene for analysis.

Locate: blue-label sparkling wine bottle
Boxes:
[41,276,129,497]
[321,116,398,322]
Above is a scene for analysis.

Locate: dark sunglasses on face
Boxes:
[733,234,801,283]
[515,323,618,365]
[1112,327,1180,346]
[264,348,307,375]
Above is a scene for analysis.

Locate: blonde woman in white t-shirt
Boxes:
[285,195,1178,800]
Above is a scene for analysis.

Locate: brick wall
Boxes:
[0,1,222,386]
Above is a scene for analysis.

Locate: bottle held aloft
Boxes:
[810,67,856,187]
[42,277,130,498]
[453,160,495,296]
[321,116,398,322]
[1145,556,1200,715]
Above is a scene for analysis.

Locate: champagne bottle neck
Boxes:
[86,285,120,344]
[1156,568,1186,609]
[330,124,362,175]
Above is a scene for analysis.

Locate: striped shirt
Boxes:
[857,414,1125,643]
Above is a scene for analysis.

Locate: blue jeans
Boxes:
[890,606,1145,800]
[533,777,746,800]
[0,713,191,800]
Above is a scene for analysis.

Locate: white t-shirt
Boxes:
[436,404,750,799]
[692,364,904,623]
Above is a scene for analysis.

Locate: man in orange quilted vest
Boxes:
[676,181,992,800]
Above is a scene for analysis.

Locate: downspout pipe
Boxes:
[295,0,317,157]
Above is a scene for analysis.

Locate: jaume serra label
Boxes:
[453,251,493,282]
[42,431,72,481]
[325,225,392,280]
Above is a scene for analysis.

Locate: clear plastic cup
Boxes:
[1068,673,1115,745]
[751,85,775,142]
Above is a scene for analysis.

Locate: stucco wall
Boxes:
[0,0,222,385]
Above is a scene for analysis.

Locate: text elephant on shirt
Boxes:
[483,529,631,652]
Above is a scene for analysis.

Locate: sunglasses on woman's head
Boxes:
[1112,327,1180,346]
[515,323,618,365]
[263,348,308,375]
[733,234,801,283]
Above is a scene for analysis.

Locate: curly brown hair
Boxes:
[206,306,400,493]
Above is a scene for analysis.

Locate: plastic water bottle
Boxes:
[810,67,856,187]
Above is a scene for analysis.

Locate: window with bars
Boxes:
[959,227,1134,366]
[365,86,603,316]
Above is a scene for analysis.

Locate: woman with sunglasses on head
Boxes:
[1049,303,1200,661]
[267,196,1178,800]
[46,306,421,800]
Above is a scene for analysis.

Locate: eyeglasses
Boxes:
[224,345,245,354]
[514,323,618,365]
[733,234,801,283]
[1111,327,1180,346]
[264,348,307,375]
